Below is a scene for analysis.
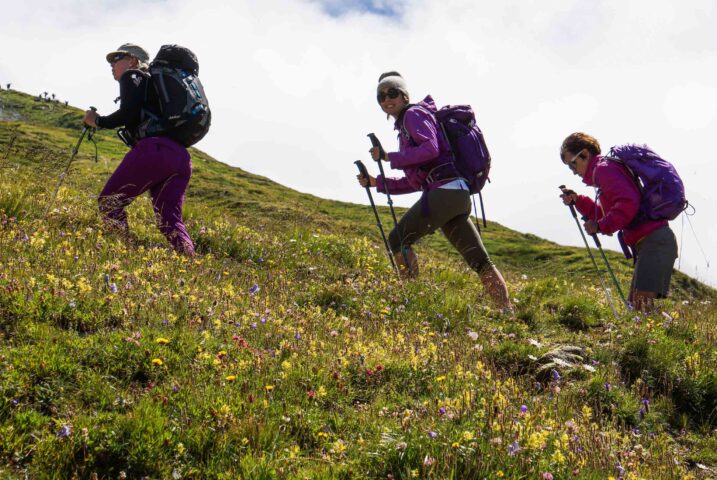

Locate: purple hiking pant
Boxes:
[98,137,194,255]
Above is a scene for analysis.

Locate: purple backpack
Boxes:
[607,144,687,221]
[434,105,491,194]
[404,104,491,194]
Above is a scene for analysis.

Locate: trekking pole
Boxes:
[583,221,629,307]
[367,133,414,276]
[558,186,622,318]
[367,133,400,227]
[355,160,401,280]
[44,107,96,218]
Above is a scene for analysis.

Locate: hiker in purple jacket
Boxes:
[83,43,195,256]
[357,72,512,313]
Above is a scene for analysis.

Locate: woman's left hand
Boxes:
[83,110,99,128]
[584,219,599,235]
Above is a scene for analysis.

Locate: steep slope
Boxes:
[1,89,716,479]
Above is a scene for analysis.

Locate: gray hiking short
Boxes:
[630,226,678,298]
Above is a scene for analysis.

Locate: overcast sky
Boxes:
[1,0,715,287]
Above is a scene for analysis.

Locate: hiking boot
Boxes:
[478,265,512,311]
[394,248,418,279]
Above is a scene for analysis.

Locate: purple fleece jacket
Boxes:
[376,96,454,195]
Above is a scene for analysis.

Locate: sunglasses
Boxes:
[377,88,401,103]
[110,53,128,65]
[562,150,583,169]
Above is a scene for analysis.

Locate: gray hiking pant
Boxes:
[388,188,493,274]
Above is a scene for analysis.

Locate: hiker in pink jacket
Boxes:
[83,44,195,256]
[357,72,512,313]
[559,132,678,311]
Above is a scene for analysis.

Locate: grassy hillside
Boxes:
[1,88,716,479]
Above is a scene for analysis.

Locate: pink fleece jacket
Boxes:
[575,156,667,246]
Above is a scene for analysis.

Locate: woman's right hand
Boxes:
[357,174,377,188]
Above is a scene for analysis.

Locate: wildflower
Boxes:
[56,425,71,438]
[551,449,566,464]
[317,386,327,398]
[155,338,170,345]
[463,431,474,441]
[551,369,561,381]
[439,407,447,416]
[542,474,554,480]
[331,439,347,454]
[428,431,437,439]
[396,441,407,450]
[604,382,611,391]
[581,405,592,420]
[410,469,419,478]
[451,442,460,449]
[172,384,179,393]
[250,322,257,329]
[264,385,274,392]
[467,330,479,341]
[151,358,164,366]
[225,375,237,382]
[508,440,520,455]
[294,332,302,340]
[423,455,435,466]
[307,390,316,399]
[520,404,528,414]
[249,284,260,295]
[496,471,505,478]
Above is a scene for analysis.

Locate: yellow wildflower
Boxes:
[151,358,164,366]
[155,338,170,345]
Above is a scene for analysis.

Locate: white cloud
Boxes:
[664,82,717,130]
[1,0,715,286]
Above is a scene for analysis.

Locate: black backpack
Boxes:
[138,45,211,147]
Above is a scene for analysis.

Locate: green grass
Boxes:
[1,88,717,479]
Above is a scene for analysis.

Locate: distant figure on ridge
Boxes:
[559,132,682,312]
[83,43,196,256]
[357,72,512,313]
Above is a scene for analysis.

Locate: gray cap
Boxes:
[105,43,150,64]
[377,74,409,98]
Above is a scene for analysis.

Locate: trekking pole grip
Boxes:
[367,133,386,161]
[354,160,369,181]
[558,185,578,218]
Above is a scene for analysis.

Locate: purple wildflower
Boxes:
[294,332,302,340]
[428,431,437,439]
[507,440,520,456]
[172,384,179,393]
[520,405,528,414]
[551,369,561,381]
[604,382,611,391]
[249,284,260,295]
[56,425,71,438]
[439,407,446,416]
[250,322,257,329]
